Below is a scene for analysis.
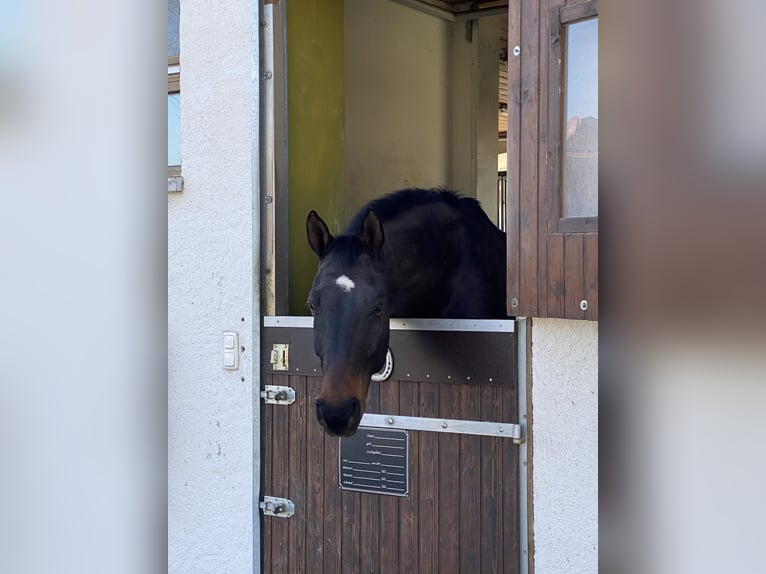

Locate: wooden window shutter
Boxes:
[505,0,598,320]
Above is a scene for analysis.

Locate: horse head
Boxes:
[306,209,390,436]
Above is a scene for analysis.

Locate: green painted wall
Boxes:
[287,0,345,314]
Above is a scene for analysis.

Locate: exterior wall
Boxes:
[531,318,598,573]
[168,0,259,572]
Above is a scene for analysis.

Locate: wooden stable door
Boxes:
[261,318,520,574]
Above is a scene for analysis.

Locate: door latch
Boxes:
[259,496,294,518]
[260,385,295,405]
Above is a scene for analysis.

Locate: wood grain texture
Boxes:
[304,376,324,572]
[564,233,585,318]
[263,328,521,572]
[418,382,439,572]
[519,0,541,317]
[584,232,598,319]
[288,376,307,574]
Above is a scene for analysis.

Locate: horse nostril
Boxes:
[347,398,361,425]
[315,400,326,425]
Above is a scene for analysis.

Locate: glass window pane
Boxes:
[562,17,598,219]
[168,0,180,58]
[168,93,181,166]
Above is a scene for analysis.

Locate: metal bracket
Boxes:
[270,343,289,370]
[260,385,295,405]
[259,496,294,518]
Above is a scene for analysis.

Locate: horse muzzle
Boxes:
[315,397,362,437]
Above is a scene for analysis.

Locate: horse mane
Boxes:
[344,188,492,234]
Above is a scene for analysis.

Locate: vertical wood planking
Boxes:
[304,376,324,572]
[341,488,360,573]
[537,0,551,318]
[506,0,523,315]
[564,234,585,318]
[378,381,400,570]
[459,384,481,573]
[323,430,342,573]
[584,233,598,319]
[418,382,439,572]
[480,385,503,573]
[437,384,460,573]
[547,234,565,316]
[398,382,418,573]
[288,375,307,574]
[270,373,289,573]
[359,383,381,574]
[502,385,521,574]
[519,0,541,316]
[263,374,274,574]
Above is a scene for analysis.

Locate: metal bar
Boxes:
[251,0,264,568]
[360,413,522,439]
[261,3,277,316]
[516,317,530,574]
[264,316,515,332]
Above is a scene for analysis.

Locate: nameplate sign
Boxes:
[339,427,409,497]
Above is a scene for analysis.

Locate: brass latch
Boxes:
[270,343,289,370]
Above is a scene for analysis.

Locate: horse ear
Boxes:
[358,209,385,254]
[307,210,334,259]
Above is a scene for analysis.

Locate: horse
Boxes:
[306,188,507,436]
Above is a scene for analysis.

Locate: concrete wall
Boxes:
[344,0,451,217]
[168,0,259,572]
[344,1,502,222]
[531,318,598,573]
[287,0,345,315]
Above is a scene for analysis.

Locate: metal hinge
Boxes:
[260,384,295,405]
[270,343,289,370]
[259,496,294,518]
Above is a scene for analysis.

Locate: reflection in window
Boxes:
[168,93,181,166]
[562,17,597,219]
[168,0,180,58]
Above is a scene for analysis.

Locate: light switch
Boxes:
[223,333,236,349]
[223,331,239,370]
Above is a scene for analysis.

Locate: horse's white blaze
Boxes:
[336,275,355,293]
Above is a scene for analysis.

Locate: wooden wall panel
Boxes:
[437,384,460,573]
[304,376,324,571]
[564,234,585,318]
[287,376,307,574]
[398,382,419,573]
[263,328,519,573]
[584,233,598,320]
[506,0,523,316]
[378,381,399,568]
[506,0,599,320]
[418,382,439,572]
[359,384,380,574]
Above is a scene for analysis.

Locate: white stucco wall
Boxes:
[168,1,259,572]
[531,318,598,573]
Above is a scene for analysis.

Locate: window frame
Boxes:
[547,0,598,234]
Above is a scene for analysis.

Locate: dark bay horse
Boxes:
[306,188,507,436]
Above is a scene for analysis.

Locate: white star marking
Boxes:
[335,275,355,293]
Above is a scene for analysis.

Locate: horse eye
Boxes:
[373,303,383,315]
[307,302,317,315]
